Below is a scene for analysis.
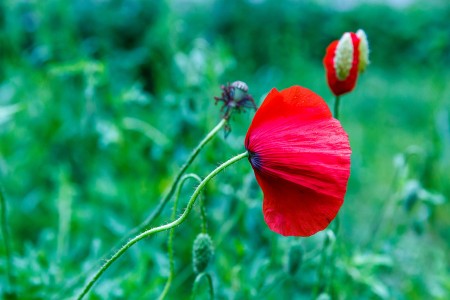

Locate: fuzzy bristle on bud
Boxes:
[192,233,214,274]
[286,244,303,276]
[334,32,354,81]
[356,29,370,72]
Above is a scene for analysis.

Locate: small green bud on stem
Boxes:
[192,233,214,274]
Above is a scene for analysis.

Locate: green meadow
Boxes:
[0,1,449,299]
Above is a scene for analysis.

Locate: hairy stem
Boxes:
[132,118,227,235]
[199,193,208,234]
[58,118,226,297]
[76,151,248,299]
[159,174,201,300]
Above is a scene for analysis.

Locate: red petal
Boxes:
[245,86,351,236]
[257,172,343,237]
[245,86,331,143]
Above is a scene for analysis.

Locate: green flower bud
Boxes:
[286,243,303,276]
[192,233,214,274]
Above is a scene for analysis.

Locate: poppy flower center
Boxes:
[248,150,262,170]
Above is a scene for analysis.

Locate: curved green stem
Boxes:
[76,151,248,299]
[58,119,226,297]
[191,272,214,300]
[333,96,341,120]
[0,185,15,296]
[132,118,227,235]
[159,174,201,300]
[199,193,208,234]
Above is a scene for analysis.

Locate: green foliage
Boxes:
[0,0,449,299]
[286,243,303,276]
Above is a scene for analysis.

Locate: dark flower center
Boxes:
[248,150,262,170]
[214,82,257,120]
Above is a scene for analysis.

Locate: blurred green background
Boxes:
[1,0,449,299]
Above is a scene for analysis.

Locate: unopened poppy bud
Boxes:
[192,233,214,274]
[356,29,370,72]
[286,244,303,276]
[323,32,360,96]
[334,33,354,80]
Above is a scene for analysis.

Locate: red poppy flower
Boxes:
[324,32,360,96]
[245,86,351,236]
